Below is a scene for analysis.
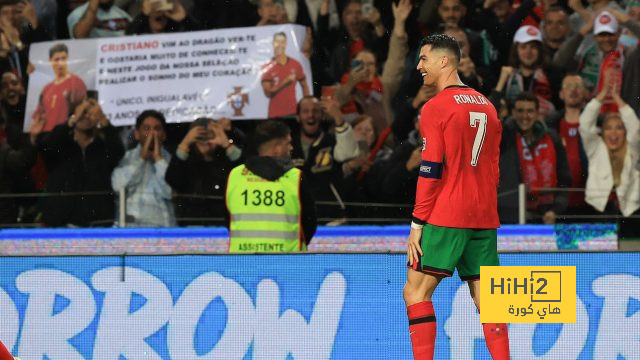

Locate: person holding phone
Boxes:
[126,0,197,35]
[67,0,131,38]
[30,97,125,227]
[31,43,87,132]
[261,31,310,118]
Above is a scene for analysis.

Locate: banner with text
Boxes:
[24,24,312,131]
[0,253,638,359]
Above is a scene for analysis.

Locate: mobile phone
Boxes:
[361,3,373,16]
[149,0,174,12]
[351,59,363,70]
[321,85,336,100]
[87,90,99,101]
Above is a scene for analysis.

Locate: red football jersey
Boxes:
[413,86,501,229]
[261,57,306,118]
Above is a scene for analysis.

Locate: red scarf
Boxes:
[597,48,624,114]
[339,73,383,118]
[516,132,557,210]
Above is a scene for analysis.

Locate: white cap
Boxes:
[594,11,619,35]
[513,25,543,44]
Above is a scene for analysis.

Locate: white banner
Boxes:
[24,24,312,130]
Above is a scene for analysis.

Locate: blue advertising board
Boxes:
[0,253,637,359]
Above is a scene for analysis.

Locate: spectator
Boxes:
[261,31,310,118]
[496,25,562,118]
[126,0,198,35]
[225,120,316,252]
[0,123,36,226]
[291,95,355,222]
[0,0,49,79]
[67,0,132,38]
[391,83,437,147]
[546,73,590,215]
[0,72,26,149]
[555,10,640,103]
[316,0,389,84]
[542,6,571,59]
[498,92,571,224]
[111,110,175,227]
[165,117,243,226]
[443,27,489,93]
[31,97,124,227]
[619,1,640,47]
[579,80,640,238]
[334,0,411,132]
[31,43,87,132]
[437,0,494,75]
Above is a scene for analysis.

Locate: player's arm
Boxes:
[412,106,445,226]
[261,77,294,98]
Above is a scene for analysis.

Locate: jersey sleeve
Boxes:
[412,103,445,224]
[261,62,274,82]
[295,60,306,81]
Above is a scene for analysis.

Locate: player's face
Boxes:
[0,72,24,106]
[602,116,626,152]
[513,100,538,133]
[543,11,570,42]
[273,35,287,57]
[438,0,465,29]
[134,116,166,144]
[516,42,540,68]
[50,51,69,78]
[559,75,586,108]
[595,32,619,54]
[297,98,322,137]
[417,45,442,86]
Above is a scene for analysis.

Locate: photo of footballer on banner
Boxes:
[23,25,312,130]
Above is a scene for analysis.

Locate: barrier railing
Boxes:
[0,184,633,227]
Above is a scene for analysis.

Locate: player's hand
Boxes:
[407,227,423,266]
[542,210,556,224]
[285,73,297,85]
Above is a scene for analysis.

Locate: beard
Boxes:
[99,0,114,10]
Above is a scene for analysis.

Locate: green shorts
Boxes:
[409,224,499,280]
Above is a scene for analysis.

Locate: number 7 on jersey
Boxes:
[469,111,488,167]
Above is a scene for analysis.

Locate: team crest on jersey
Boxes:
[422,137,426,151]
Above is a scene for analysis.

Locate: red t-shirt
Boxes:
[558,119,585,207]
[413,86,501,229]
[261,57,306,118]
[33,74,87,132]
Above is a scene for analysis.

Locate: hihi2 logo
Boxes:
[480,266,576,323]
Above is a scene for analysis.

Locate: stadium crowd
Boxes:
[0,0,639,236]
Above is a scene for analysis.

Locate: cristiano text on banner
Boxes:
[480,266,577,323]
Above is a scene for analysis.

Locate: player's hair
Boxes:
[49,43,69,58]
[135,109,167,130]
[513,91,539,110]
[296,95,318,115]
[253,120,291,154]
[418,34,461,65]
[273,32,287,41]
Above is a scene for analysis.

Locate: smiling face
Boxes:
[438,0,465,29]
[559,75,586,108]
[353,117,375,148]
[517,42,541,68]
[513,100,538,134]
[595,32,620,53]
[0,72,24,106]
[602,116,626,152]
[416,45,445,87]
[297,97,322,137]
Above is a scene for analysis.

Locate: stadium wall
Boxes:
[0,252,638,359]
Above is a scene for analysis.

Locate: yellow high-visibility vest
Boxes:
[226,164,305,253]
